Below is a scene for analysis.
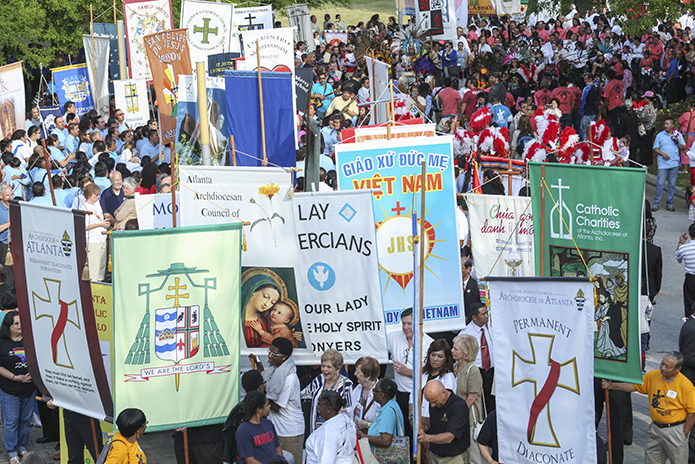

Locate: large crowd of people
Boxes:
[4,3,695,464]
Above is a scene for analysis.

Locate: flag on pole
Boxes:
[180,0,235,70]
[82,34,111,117]
[113,79,150,129]
[0,62,25,140]
[51,64,95,119]
[122,0,173,79]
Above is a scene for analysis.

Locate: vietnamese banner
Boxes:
[112,224,241,431]
[134,193,179,229]
[52,64,95,118]
[175,75,229,166]
[180,0,234,70]
[82,34,111,118]
[293,191,387,363]
[143,28,193,145]
[336,137,465,333]
[178,166,318,361]
[0,62,25,140]
[488,277,596,464]
[10,202,113,421]
[529,163,645,384]
[123,0,173,80]
[466,194,535,277]
[233,5,273,31]
[353,124,437,143]
[208,52,241,77]
[114,79,150,129]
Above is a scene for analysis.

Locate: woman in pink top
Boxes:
[679,100,695,169]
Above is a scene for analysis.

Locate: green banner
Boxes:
[112,224,241,431]
[529,163,645,384]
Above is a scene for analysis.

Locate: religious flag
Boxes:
[0,62,25,140]
[180,0,235,70]
[466,194,535,277]
[143,28,193,145]
[293,191,387,363]
[122,0,173,80]
[233,5,273,31]
[39,106,63,140]
[285,4,313,48]
[488,277,596,464]
[82,34,111,117]
[416,0,457,40]
[10,202,113,421]
[295,67,313,112]
[114,79,150,128]
[364,57,390,125]
[529,162,645,384]
[238,27,294,73]
[52,64,95,118]
[208,53,241,77]
[112,224,241,431]
[325,31,348,46]
[224,70,295,167]
[93,22,124,81]
[336,137,465,334]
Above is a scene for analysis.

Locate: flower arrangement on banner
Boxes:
[522,108,586,164]
[453,107,510,160]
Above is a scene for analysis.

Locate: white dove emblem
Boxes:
[313,265,329,288]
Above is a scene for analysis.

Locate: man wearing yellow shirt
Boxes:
[603,352,695,464]
[325,88,358,121]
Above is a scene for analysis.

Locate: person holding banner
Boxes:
[418,380,470,464]
[0,310,35,464]
[411,340,456,420]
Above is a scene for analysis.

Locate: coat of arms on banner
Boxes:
[125,263,230,390]
[125,82,140,114]
[61,75,91,104]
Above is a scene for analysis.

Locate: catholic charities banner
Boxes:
[144,28,193,145]
[114,79,150,128]
[10,202,113,421]
[529,163,645,384]
[336,137,465,333]
[293,191,387,363]
[466,194,535,277]
[123,0,173,80]
[488,277,596,464]
[112,224,240,431]
[178,166,316,361]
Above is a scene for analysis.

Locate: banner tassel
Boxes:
[242,230,247,252]
[5,248,13,266]
[108,251,112,273]
[288,185,296,198]
[82,256,91,281]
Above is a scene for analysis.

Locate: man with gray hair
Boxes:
[99,170,124,218]
[603,352,695,464]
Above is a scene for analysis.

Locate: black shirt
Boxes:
[428,390,469,457]
[0,338,35,397]
[476,409,498,462]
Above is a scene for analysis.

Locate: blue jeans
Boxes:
[0,388,35,457]
[579,114,596,141]
[653,166,679,207]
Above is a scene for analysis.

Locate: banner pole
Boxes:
[539,165,545,276]
[183,427,190,464]
[170,142,177,228]
[256,41,268,164]
[90,418,101,460]
[113,0,116,24]
[416,160,427,464]
[387,79,394,140]
[41,141,57,206]
[196,62,212,166]
[90,5,98,112]
[605,387,613,464]
[117,21,128,80]
[229,135,237,166]
[370,50,377,125]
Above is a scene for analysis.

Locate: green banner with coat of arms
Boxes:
[529,162,645,384]
[112,224,241,431]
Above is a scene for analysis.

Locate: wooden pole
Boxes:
[540,165,545,276]
[230,135,237,166]
[183,428,190,464]
[41,142,57,206]
[371,50,377,125]
[387,79,394,140]
[90,418,101,461]
[256,41,267,163]
[90,5,98,112]
[113,0,117,24]
[170,142,176,228]
[605,387,613,464]
[415,160,427,464]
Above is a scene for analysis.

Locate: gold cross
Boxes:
[166,277,189,307]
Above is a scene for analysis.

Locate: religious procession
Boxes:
[0,0,695,462]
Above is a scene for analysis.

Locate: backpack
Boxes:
[95,437,126,464]
[517,134,534,157]
[432,88,444,113]
[222,402,245,463]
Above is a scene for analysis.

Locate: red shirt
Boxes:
[569,86,582,110]
[534,90,552,108]
[462,90,477,119]
[603,79,625,111]
[439,88,461,116]
[551,86,574,115]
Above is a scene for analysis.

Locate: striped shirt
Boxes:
[676,240,695,274]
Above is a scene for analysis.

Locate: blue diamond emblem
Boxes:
[339,203,357,222]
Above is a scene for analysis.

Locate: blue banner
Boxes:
[52,64,95,118]
[39,106,62,139]
[93,22,123,82]
[224,70,295,167]
[335,136,465,333]
[208,53,241,77]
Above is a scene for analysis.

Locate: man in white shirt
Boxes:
[387,307,433,441]
[459,302,495,415]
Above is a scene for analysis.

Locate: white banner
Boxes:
[82,35,111,117]
[11,203,112,421]
[134,193,179,229]
[489,277,596,464]
[325,31,348,46]
[352,124,437,143]
[285,4,313,48]
[293,191,387,363]
[233,5,273,31]
[122,0,173,80]
[179,166,318,361]
[180,0,234,70]
[417,0,457,41]
[238,27,295,73]
[455,0,468,28]
[364,57,389,125]
[0,62,25,140]
[114,79,150,128]
[466,194,535,278]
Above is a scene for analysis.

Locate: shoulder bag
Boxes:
[372,404,410,464]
